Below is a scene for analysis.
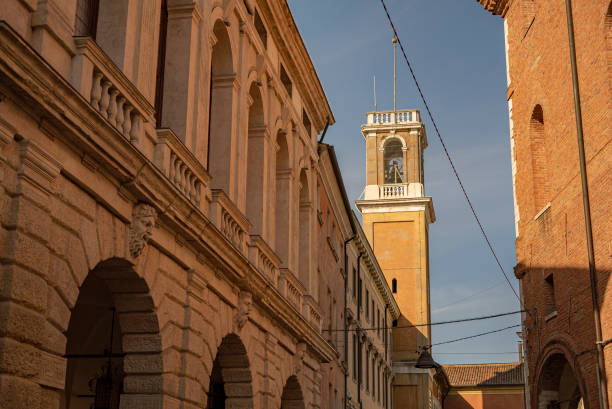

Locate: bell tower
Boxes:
[355,77,436,407]
[356,108,435,359]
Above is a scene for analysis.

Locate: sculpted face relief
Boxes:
[129,203,157,258]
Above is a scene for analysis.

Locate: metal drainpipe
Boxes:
[564,1,608,408]
[357,253,363,408]
[344,236,356,409]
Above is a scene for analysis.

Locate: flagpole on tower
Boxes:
[393,36,397,114]
[374,75,377,111]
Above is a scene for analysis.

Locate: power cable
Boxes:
[433,282,505,312]
[434,352,518,355]
[378,0,520,301]
[323,309,525,332]
[431,324,521,347]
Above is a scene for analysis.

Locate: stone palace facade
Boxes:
[0,1,399,409]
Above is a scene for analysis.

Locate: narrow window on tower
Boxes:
[392,278,397,293]
[544,272,557,318]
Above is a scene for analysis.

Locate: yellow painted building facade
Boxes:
[356,110,440,409]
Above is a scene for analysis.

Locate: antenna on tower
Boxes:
[393,36,397,113]
[373,75,377,111]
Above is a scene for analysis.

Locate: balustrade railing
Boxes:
[210,190,251,255]
[248,235,280,285]
[380,183,409,199]
[366,109,420,125]
[278,268,305,312]
[154,129,210,209]
[71,37,154,143]
[303,295,322,332]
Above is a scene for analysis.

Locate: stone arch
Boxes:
[208,18,236,191]
[380,134,406,149]
[298,168,312,290]
[246,82,267,236]
[529,104,550,212]
[281,375,305,409]
[62,258,162,409]
[536,352,584,409]
[207,333,254,409]
[274,130,292,262]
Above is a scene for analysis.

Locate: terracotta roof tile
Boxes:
[443,363,524,386]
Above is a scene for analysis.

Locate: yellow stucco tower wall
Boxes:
[356,109,436,409]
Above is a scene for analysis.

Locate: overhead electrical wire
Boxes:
[377,0,520,301]
[433,282,505,312]
[431,324,521,347]
[434,352,519,355]
[322,309,526,332]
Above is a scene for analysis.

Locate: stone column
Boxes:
[298,195,313,294]
[275,168,293,265]
[162,2,202,148]
[245,126,270,237]
[209,74,240,195]
[132,0,163,103]
[31,0,77,76]
[96,0,141,77]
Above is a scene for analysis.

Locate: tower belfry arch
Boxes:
[356,38,436,409]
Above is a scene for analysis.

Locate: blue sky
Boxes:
[287,0,522,364]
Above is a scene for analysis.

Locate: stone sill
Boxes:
[534,202,551,221]
[545,310,558,322]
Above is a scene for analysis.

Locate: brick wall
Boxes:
[481,0,612,407]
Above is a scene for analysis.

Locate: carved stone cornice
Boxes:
[167,2,202,22]
[256,0,334,132]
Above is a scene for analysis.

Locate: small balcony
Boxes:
[155,129,210,210]
[248,235,280,285]
[279,268,306,312]
[71,37,155,144]
[210,190,252,256]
